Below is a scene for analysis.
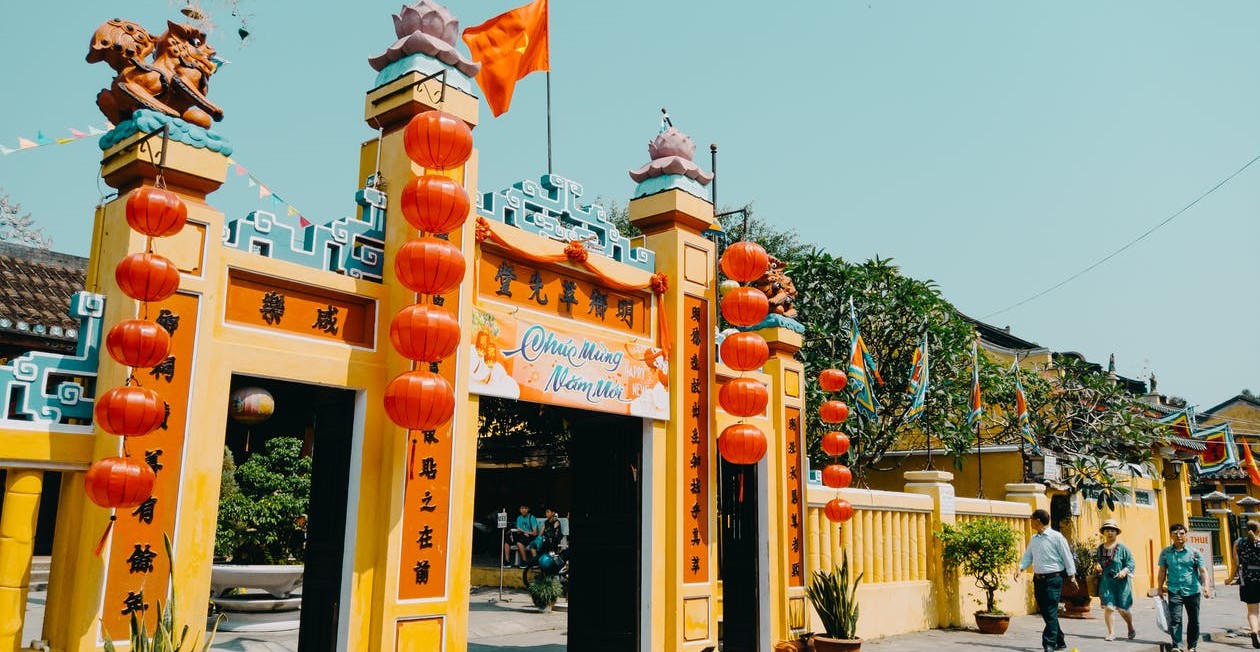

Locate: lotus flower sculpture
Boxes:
[369,1,481,77]
[630,127,714,185]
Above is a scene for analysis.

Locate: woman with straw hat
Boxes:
[1094,519,1136,641]
[1225,519,1260,648]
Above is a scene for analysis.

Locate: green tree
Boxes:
[215,437,310,564]
[938,517,1021,614]
[1018,355,1166,508]
[795,250,1006,473]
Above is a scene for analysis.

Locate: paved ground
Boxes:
[866,585,1253,652]
[19,584,1260,651]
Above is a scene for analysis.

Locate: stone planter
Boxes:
[210,564,304,598]
[974,612,1011,635]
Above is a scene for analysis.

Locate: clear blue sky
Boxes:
[1,1,1256,412]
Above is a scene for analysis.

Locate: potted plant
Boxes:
[1061,538,1100,618]
[103,535,224,651]
[527,575,564,612]
[938,517,1021,635]
[804,550,862,651]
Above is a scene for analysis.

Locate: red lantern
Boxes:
[84,456,155,509]
[820,431,851,457]
[720,287,769,327]
[403,111,473,170]
[106,319,171,368]
[395,237,466,295]
[400,175,470,234]
[822,464,853,489]
[719,241,770,283]
[125,187,187,237]
[390,305,460,362]
[718,423,768,465]
[718,378,769,417]
[94,386,165,436]
[820,400,850,424]
[384,371,455,431]
[819,368,848,393]
[720,332,769,372]
[115,253,180,302]
[824,498,854,523]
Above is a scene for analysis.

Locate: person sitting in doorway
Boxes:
[530,506,563,557]
[503,504,540,568]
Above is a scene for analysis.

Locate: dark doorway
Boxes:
[719,459,760,651]
[297,387,356,651]
[566,411,642,652]
[1050,494,1070,532]
[219,376,356,652]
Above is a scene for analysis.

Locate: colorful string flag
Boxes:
[1012,360,1040,454]
[225,158,318,233]
[1242,437,1260,487]
[462,0,550,117]
[846,298,881,422]
[0,123,112,156]
[903,327,929,422]
[965,336,982,430]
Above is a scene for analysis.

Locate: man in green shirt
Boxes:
[1157,523,1212,652]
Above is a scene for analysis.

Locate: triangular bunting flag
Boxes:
[55,138,75,145]
[105,121,114,129]
[34,132,53,146]
[225,157,236,165]
[16,138,38,150]
[259,185,271,198]
[0,146,14,156]
[88,126,106,136]
[69,128,88,138]
[247,178,257,188]
[235,165,247,177]
[270,196,284,208]
[286,206,299,217]
[299,216,312,228]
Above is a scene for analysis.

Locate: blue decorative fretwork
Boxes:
[222,178,387,282]
[0,292,104,430]
[476,174,656,273]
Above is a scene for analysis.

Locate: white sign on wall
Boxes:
[1186,531,1217,594]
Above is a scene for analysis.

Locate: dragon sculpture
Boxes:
[87,19,224,129]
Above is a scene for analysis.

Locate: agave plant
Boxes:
[102,535,223,652]
[804,550,862,640]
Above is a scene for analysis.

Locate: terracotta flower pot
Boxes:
[811,635,861,652]
[1060,579,1093,619]
[975,612,1011,635]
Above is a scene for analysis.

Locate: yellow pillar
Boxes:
[1004,482,1048,615]
[629,187,719,651]
[761,326,807,642]
[0,469,43,650]
[903,470,955,628]
[1163,460,1191,533]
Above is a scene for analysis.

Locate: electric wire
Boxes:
[982,153,1260,319]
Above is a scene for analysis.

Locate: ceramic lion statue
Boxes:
[87,19,224,128]
[750,255,798,319]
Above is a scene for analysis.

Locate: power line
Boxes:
[983,153,1260,319]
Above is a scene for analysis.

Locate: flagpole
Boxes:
[924,329,934,471]
[975,420,985,499]
[545,71,553,174]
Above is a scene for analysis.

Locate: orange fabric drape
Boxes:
[476,217,671,356]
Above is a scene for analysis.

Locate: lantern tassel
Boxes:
[407,437,417,481]
[94,514,117,557]
[245,428,251,452]
[738,469,745,504]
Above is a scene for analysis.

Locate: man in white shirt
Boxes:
[1014,508,1077,652]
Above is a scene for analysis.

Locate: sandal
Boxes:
[1251,631,1259,648]
[1128,625,1136,640]
[1104,634,1115,642]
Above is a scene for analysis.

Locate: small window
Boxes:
[1135,490,1153,506]
[1226,484,1249,495]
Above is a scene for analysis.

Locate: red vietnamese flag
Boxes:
[462,0,550,117]
[1244,438,1260,487]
